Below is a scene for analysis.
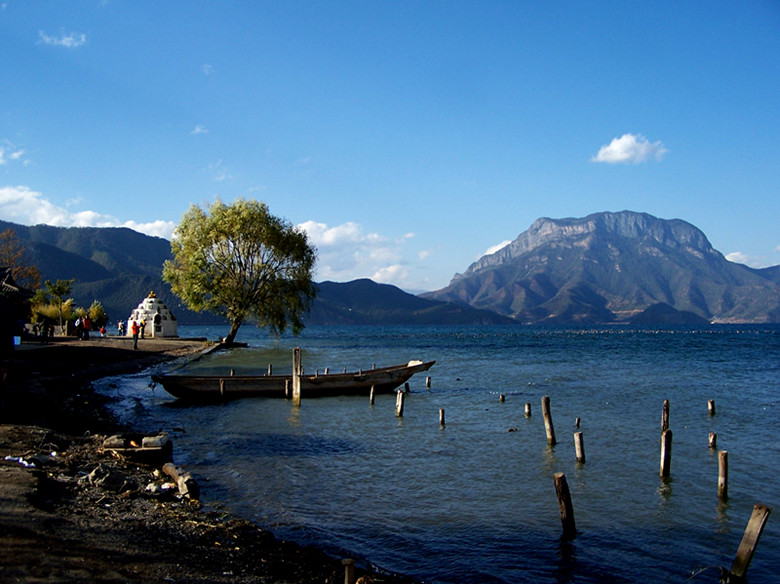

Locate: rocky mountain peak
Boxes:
[456,211,716,280]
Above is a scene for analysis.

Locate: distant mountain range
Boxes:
[3,211,778,327]
[423,211,780,324]
[0,220,512,327]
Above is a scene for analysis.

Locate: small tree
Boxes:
[45,279,75,335]
[87,300,108,328]
[0,229,41,290]
[163,198,317,344]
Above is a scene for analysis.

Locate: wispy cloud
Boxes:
[298,220,417,287]
[481,240,511,258]
[592,133,668,164]
[725,251,775,269]
[0,185,175,239]
[190,125,209,135]
[202,63,214,75]
[38,30,87,48]
[0,144,26,166]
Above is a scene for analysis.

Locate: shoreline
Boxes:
[0,336,419,583]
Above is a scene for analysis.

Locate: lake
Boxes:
[97,324,780,583]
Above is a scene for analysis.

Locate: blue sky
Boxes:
[1,1,779,292]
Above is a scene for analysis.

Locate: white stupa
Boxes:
[126,291,178,338]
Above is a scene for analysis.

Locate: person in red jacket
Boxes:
[131,320,140,350]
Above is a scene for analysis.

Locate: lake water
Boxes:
[97,324,780,583]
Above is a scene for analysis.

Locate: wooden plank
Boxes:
[730,503,771,579]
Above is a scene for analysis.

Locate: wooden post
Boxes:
[718,450,728,501]
[708,399,716,416]
[342,558,356,584]
[404,382,410,393]
[499,394,505,403]
[267,363,272,375]
[553,473,576,539]
[709,432,718,449]
[395,389,405,417]
[661,399,670,432]
[284,378,289,399]
[439,408,445,426]
[426,376,431,389]
[730,504,772,580]
[291,347,302,407]
[369,385,375,405]
[574,417,580,429]
[542,396,556,446]
[525,403,531,417]
[574,432,585,463]
[660,428,673,477]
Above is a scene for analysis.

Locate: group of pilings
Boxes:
[395,387,770,582]
[534,393,770,582]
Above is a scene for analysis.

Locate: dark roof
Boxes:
[0,266,34,298]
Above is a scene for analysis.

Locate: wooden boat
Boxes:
[151,359,435,402]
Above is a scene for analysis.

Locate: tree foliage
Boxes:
[0,228,41,290]
[44,278,75,333]
[162,198,317,343]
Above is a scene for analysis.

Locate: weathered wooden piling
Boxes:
[553,473,576,539]
[729,503,772,581]
[426,376,431,389]
[661,399,670,432]
[574,432,585,463]
[708,399,716,416]
[404,382,410,393]
[499,394,505,403]
[342,558,356,584]
[525,402,531,417]
[660,428,673,477]
[709,432,718,449]
[718,450,728,501]
[542,396,556,445]
[291,347,302,407]
[267,363,272,375]
[395,389,405,417]
[369,385,375,405]
[574,417,580,429]
[439,408,445,426]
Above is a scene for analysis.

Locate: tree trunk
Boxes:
[224,319,243,345]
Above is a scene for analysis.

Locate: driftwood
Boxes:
[162,462,200,500]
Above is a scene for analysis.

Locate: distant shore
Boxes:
[0,335,418,583]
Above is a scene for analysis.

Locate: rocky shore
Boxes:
[0,336,419,583]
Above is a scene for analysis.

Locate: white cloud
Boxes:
[298,220,418,287]
[202,64,214,75]
[191,125,209,135]
[38,30,87,48]
[0,185,175,239]
[481,240,511,258]
[725,251,777,269]
[592,133,668,164]
[0,144,26,166]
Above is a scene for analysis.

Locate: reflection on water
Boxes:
[98,324,780,584]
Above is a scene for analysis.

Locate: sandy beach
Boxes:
[0,335,418,583]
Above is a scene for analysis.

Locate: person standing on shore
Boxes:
[131,320,140,350]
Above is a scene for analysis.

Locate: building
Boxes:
[126,291,178,338]
[0,267,34,355]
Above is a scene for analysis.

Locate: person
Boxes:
[117,321,125,336]
[74,317,83,340]
[99,325,106,337]
[83,316,91,340]
[131,320,140,350]
[140,320,146,339]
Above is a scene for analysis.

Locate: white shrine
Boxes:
[126,291,178,338]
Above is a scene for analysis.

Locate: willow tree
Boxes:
[162,198,317,344]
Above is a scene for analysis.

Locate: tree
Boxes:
[0,229,41,290]
[162,198,317,344]
[45,279,75,334]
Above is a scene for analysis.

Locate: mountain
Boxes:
[0,221,513,326]
[308,279,516,325]
[423,211,780,324]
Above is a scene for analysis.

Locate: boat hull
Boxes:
[151,360,435,402]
